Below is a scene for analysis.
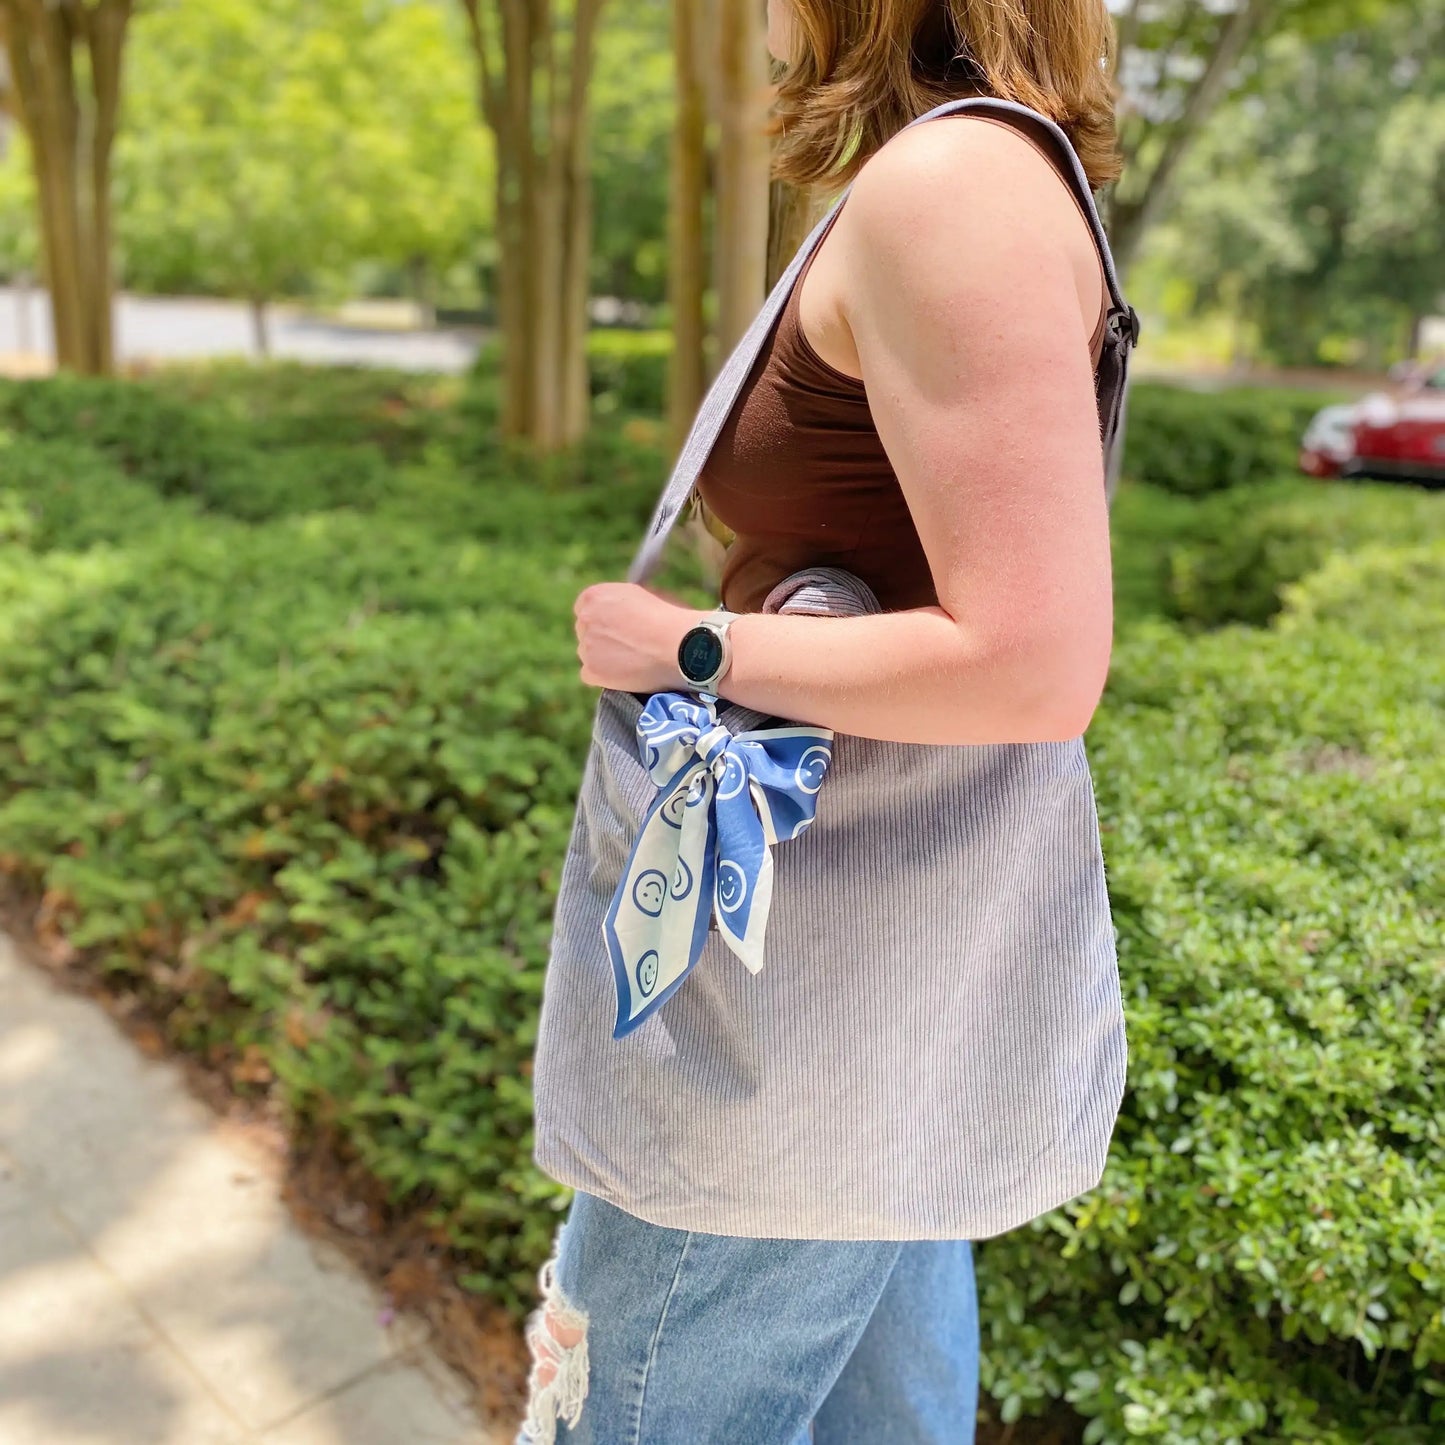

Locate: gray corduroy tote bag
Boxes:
[529,97,1140,1241]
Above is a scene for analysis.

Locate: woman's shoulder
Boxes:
[844,107,1091,245]
[835,108,1106,344]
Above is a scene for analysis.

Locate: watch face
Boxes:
[679,627,724,683]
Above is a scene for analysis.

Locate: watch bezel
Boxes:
[676,611,736,689]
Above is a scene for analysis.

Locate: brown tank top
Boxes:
[694,113,1108,615]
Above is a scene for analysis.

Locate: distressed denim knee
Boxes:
[518,1231,590,1445]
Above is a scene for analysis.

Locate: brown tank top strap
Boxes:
[779,205,867,391]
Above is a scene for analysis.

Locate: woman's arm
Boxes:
[576,120,1114,747]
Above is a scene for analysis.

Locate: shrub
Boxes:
[1108,480,1209,625]
[0,359,680,536]
[0,372,277,501]
[0,433,193,550]
[0,508,602,1307]
[0,370,696,1313]
[978,540,1445,1442]
[1278,538,1445,637]
[0,368,1438,1439]
[146,358,464,462]
[1123,384,1347,496]
[464,328,673,424]
[375,424,670,559]
[0,372,463,523]
[586,328,670,415]
[1162,478,1445,627]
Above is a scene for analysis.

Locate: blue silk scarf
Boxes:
[603,690,834,1038]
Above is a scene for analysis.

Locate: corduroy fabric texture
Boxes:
[531,572,1128,1240]
[530,96,1136,1241]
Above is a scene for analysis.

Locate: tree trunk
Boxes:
[0,0,132,375]
[7,3,84,368]
[82,0,127,373]
[250,296,270,357]
[767,178,819,292]
[498,1,538,441]
[409,256,437,329]
[531,1,566,450]
[554,0,605,449]
[668,0,707,454]
[459,0,606,453]
[1407,311,1425,361]
[1110,0,1276,278]
[710,0,771,361]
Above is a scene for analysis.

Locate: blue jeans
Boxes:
[517,1190,979,1445]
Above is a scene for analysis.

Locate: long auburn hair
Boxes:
[767,0,1122,194]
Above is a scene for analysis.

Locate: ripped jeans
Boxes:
[517,1191,979,1445]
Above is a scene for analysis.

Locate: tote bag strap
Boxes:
[627,95,1139,586]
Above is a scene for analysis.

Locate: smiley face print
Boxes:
[794,745,830,795]
[661,785,689,829]
[635,950,660,997]
[672,857,694,901]
[716,860,748,914]
[632,869,669,917]
[715,753,747,802]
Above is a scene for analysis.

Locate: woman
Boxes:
[519,2,1130,1441]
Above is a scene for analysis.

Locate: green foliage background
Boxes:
[0,359,1441,1441]
[1129,0,1445,368]
[2,0,1437,367]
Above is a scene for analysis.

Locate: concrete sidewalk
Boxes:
[0,933,501,1445]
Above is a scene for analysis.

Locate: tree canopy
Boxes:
[1142,0,1445,366]
[116,0,492,317]
[0,0,1439,378]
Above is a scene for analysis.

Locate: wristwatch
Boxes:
[677,608,740,692]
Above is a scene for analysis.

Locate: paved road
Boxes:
[0,933,506,1445]
[0,286,482,374]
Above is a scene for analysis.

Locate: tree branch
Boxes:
[457,0,503,133]
[1119,0,1200,174]
[1113,0,1278,274]
[1115,0,1147,71]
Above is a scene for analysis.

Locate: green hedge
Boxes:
[1278,538,1445,636]
[0,369,688,1309]
[0,478,600,1308]
[1159,479,1445,628]
[1122,383,1347,496]
[1,370,1440,1440]
[980,542,1445,1442]
[0,372,402,521]
[586,327,671,416]
[1107,479,1210,625]
[465,327,671,419]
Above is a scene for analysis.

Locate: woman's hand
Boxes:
[574,582,702,694]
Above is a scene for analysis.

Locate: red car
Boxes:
[1299,362,1445,485]
[1344,363,1445,487]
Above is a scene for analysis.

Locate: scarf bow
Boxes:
[604,690,834,1038]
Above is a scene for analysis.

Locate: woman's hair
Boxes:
[767,0,1122,193]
